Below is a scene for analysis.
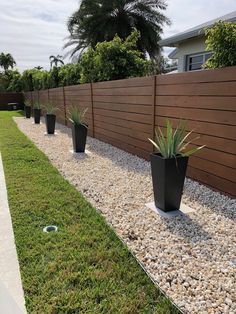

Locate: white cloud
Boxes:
[0,0,79,71]
[162,0,236,57]
[0,0,235,70]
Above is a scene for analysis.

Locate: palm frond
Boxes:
[64,0,170,60]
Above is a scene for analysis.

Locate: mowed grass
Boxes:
[0,111,180,314]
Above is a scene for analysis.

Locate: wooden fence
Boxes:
[0,92,24,110]
[24,66,236,197]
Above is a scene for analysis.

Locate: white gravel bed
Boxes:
[15,117,236,314]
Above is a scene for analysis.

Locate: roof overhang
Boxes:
[160,11,236,47]
[168,48,179,59]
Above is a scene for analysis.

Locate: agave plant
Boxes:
[34,101,41,109]
[68,105,87,126]
[149,120,205,158]
[24,100,31,107]
[44,102,58,114]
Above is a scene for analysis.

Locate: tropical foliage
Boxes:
[80,31,150,83]
[204,21,236,69]
[65,0,170,60]
[0,53,16,72]
[3,31,152,91]
[149,121,205,158]
[58,64,81,86]
[49,55,64,68]
[14,64,81,91]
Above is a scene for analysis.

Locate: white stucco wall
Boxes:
[170,36,207,72]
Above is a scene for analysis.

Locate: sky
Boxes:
[0,0,236,71]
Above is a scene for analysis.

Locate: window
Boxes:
[186,52,212,71]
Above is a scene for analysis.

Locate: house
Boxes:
[160,11,236,72]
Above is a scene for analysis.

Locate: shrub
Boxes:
[58,64,81,86]
[7,70,23,92]
[80,31,151,83]
[204,21,236,69]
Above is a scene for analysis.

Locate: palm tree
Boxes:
[64,0,170,60]
[0,53,16,72]
[49,55,64,68]
[34,66,43,70]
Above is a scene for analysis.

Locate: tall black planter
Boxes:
[34,108,41,124]
[150,153,189,212]
[72,123,88,153]
[45,114,56,134]
[25,106,31,119]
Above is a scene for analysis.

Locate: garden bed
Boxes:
[14,115,236,314]
[0,112,179,314]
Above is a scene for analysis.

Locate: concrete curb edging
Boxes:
[0,153,27,313]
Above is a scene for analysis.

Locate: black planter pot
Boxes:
[150,153,189,212]
[72,123,88,153]
[34,108,41,124]
[25,106,31,119]
[45,114,56,134]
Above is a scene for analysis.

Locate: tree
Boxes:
[6,70,23,92]
[21,70,35,91]
[64,0,170,60]
[58,64,81,86]
[204,21,236,69]
[79,31,150,83]
[34,66,43,70]
[49,55,64,68]
[0,53,16,72]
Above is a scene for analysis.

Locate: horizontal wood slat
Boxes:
[93,76,153,89]
[95,132,149,160]
[156,95,236,111]
[156,81,236,96]
[94,114,151,133]
[93,86,153,96]
[94,108,151,124]
[94,95,153,105]
[155,107,236,126]
[187,166,236,197]
[155,116,236,140]
[156,66,236,85]
[23,66,236,197]
[95,126,152,151]
[93,102,153,115]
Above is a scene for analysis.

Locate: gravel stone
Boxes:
[14,117,236,314]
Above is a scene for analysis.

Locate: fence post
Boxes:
[90,82,95,138]
[30,90,33,105]
[151,76,156,152]
[62,86,67,126]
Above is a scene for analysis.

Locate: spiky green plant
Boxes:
[34,101,41,109]
[24,100,31,107]
[68,105,87,126]
[43,102,58,114]
[149,120,205,158]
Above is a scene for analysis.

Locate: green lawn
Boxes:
[0,111,180,314]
